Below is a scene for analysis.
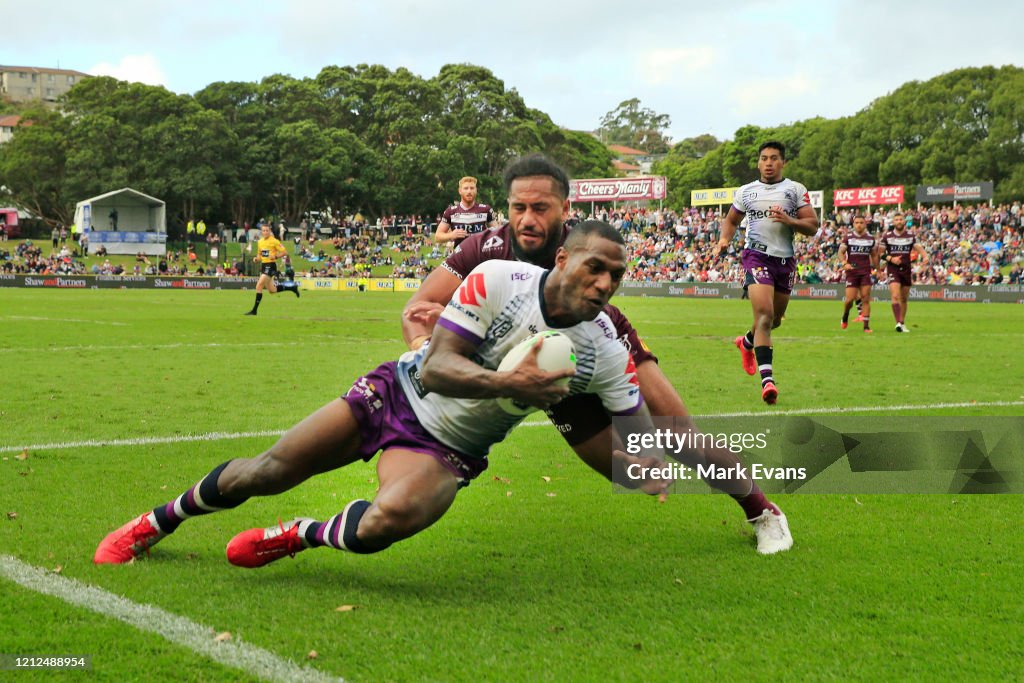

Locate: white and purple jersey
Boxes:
[732,178,811,258]
[396,260,642,458]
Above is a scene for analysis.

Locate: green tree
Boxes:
[0,107,73,224]
[598,98,672,154]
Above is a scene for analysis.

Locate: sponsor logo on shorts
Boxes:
[351,376,385,412]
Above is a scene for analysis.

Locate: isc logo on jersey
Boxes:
[483,235,504,250]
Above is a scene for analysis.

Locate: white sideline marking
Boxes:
[0,340,345,353]
[3,400,1022,454]
[520,399,1024,425]
[0,554,342,683]
[0,430,285,454]
[3,315,129,326]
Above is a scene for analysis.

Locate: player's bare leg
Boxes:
[889,280,903,330]
[743,285,785,404]
[226,449,459,567]
[858,284,873,333]
[899,284,912,332]
[96,399,364,564]
[841,286,858,329]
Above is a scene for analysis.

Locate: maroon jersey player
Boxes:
[879,212,928,333]
[838,215,878,333]
[434,176,497,248]
[403,153,793,554]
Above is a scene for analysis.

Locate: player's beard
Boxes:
[511,223,562,268]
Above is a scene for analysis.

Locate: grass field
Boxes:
[1,288,1022,682]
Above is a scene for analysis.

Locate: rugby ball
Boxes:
[495,331,577,415]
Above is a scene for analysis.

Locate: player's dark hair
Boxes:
[564,220,624,251]
[758,140,786,160]
[503,154,570,200]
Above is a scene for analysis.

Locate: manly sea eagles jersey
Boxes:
[879,230,917,271]
[441,202,494,244]
[396,260,643,458]
[732,178,811,258]
[843,231,876,274]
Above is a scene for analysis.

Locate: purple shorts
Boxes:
[342,362,487,486]
[845,271,873,289]
[742,249,797,294]
[887,267,913,287]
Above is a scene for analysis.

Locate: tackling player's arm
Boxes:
[401,266,463,349]
[714,207,745,258]
[565,408,668,496]
[771,204,819,236]
[419,327,573,410]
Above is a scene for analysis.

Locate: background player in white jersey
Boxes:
[95,222,668,568]
[880,212,929,332]
[714,141,819,404]
[434,176,498,247]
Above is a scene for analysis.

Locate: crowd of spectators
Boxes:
[598,202,1023,286]
[3,203,1021,286]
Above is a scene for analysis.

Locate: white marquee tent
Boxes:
[74,188,167,255]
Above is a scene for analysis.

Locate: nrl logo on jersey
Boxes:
[482,235,504,250]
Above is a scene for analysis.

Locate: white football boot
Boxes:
[749,507,794,555]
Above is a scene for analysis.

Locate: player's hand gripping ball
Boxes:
[496,331,576,415]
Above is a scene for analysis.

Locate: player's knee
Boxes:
[361,497,432,541]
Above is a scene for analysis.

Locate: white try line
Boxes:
[3,400,1022,454]
[0,554,343,683]
[0,430,286,454]
[0,341,337,354]
[3,315,129,326]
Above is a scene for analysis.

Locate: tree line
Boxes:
[654,66,1024,209]
[2,64,1022,228]
[0,64,615,228]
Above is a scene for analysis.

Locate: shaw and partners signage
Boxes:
[569,176,667,202]
[915,182,994,203]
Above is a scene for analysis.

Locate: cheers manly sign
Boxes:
[569,176,668,202]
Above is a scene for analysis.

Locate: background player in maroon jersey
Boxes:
[880,212,929,332]
[838,215,878,333]
[434,176,498,247]
[403,154,793,554]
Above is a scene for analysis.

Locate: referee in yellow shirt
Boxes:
[245,223,299,315]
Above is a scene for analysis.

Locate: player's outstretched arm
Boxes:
[420,328,572,410]
[401,267,463,349]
